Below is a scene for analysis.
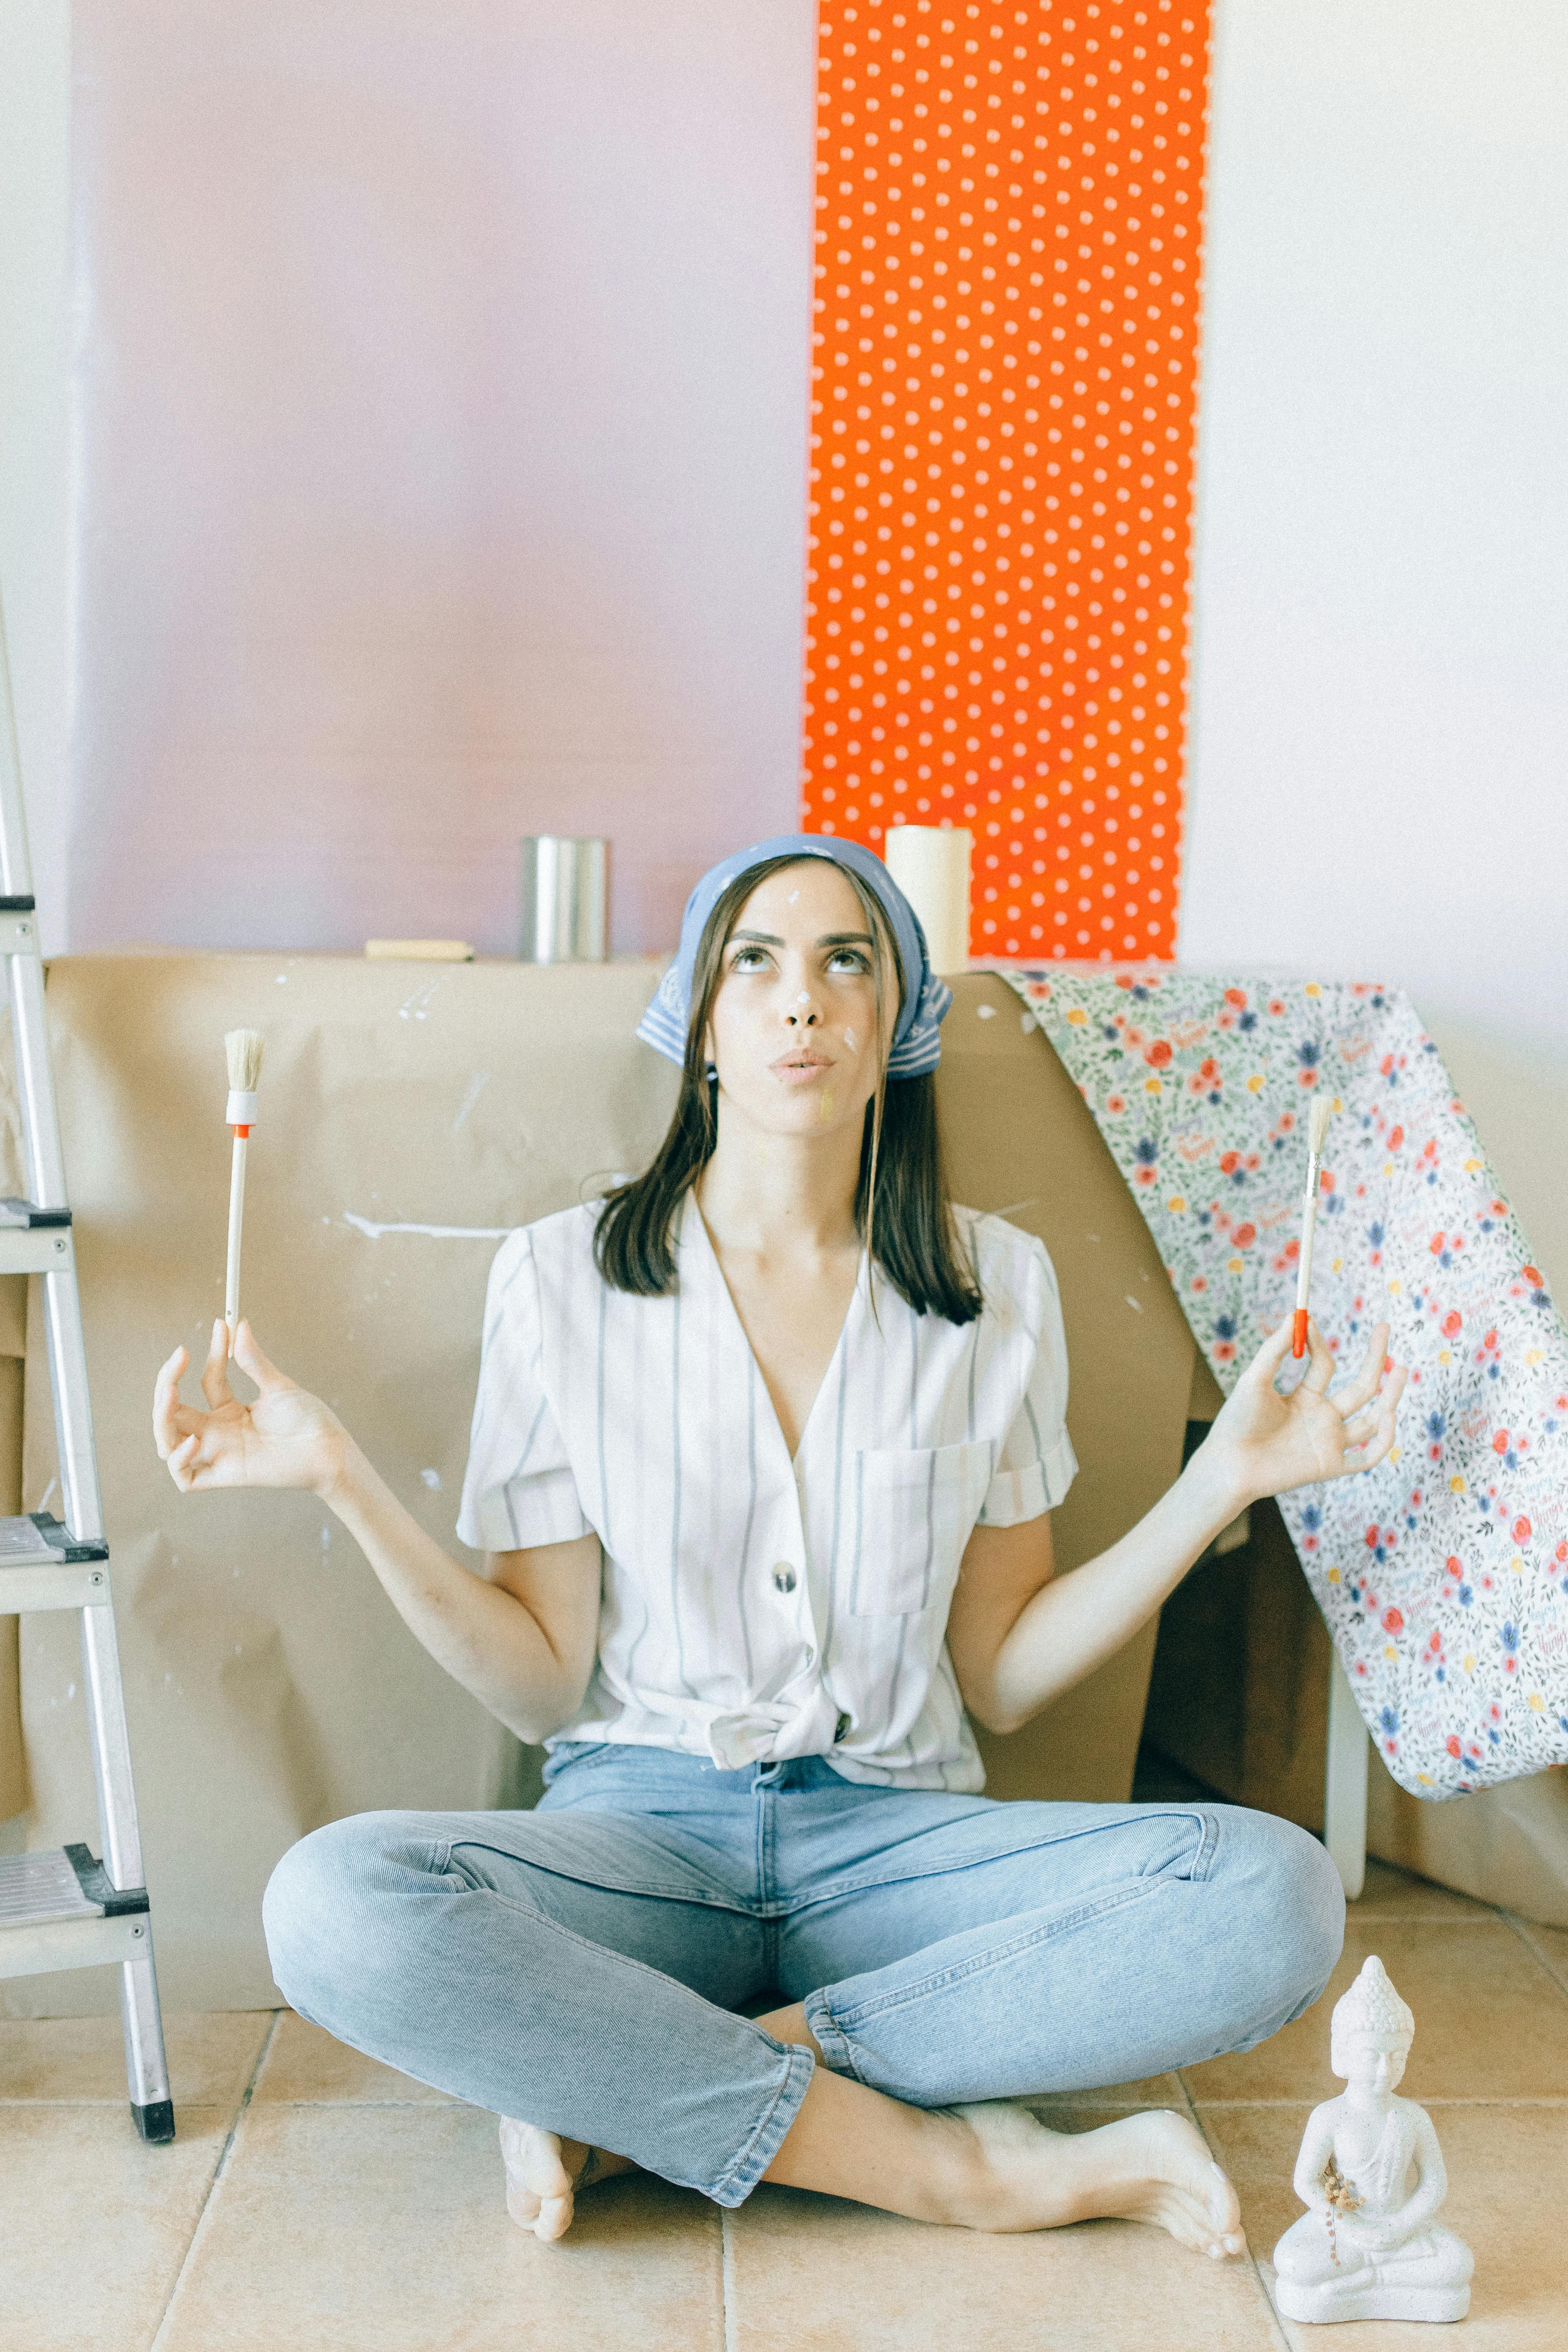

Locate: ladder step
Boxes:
[0,1514,110,1613]
[0,1200,73,1276]
[0,1847,152,1982]
[0,1196,70,1227]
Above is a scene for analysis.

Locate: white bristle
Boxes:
[225,1029,264,1092]
[1308,1094,1333,1155]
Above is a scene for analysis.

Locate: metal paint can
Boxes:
[519,836,610,963]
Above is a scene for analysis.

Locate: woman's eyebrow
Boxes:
[728,929,874,949]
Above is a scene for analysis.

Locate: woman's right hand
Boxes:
[153,1319,350,1500]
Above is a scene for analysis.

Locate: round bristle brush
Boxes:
[1292,1093,1334,1359]
[223,1029,264,1336]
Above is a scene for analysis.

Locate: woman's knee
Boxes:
[262,1811,422,2020]
[1217,1805,1345,2011]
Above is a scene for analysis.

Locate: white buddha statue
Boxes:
[1273,1955,1473,2325]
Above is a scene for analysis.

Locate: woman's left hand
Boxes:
[1204,1317,1407,1507]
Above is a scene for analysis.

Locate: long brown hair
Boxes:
[594,855,982,1324]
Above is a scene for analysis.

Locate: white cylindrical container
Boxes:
[883,825,972,973]
[520,836,610,963]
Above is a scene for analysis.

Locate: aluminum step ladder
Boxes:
[0,592,173,2141]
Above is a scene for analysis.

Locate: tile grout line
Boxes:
[1174,2069,1293,2352]
[720,2207,738,2352]
[147,2008,283,2352]
[1500,1907,1568,2004]
[1183,2095,1568,2109]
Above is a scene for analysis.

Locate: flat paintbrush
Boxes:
[1292,1092,1333,1359]
[223,1029,264,1338]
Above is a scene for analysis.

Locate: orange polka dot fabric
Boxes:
[800,0,1213,961]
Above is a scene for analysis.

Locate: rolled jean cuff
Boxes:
[801,1991,867,2085]
[707,2042,816,2208]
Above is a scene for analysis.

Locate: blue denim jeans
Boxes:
[263,1742,1343,2207]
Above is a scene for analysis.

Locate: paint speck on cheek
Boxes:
[788,890,800,903]
[797,993,811,1006]
[844,1028,857,1051]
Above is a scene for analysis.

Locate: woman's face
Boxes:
[704,861,899,1142]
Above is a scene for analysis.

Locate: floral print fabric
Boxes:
[997,968,1568,1799]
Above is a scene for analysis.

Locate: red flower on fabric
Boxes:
[1513,1518,1531,1543]
[1388,1125,1405,1150]
[1446,1735,1462,1759]
[1382,1608,1403,1635]
[1493,1431,1510,1454]
[1233,1223,1256,1249]
[1224,988,1247,1007]
[1144,1040,1172,1067]
[1442,1311,1462,1337]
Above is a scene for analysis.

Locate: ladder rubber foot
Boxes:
[132,2098,175,2144]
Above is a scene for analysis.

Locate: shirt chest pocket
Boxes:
[847,1440,997,1617]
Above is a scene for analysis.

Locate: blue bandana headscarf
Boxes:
[635,834,951,1080]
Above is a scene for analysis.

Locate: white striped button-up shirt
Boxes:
[456,1193,1076,1790]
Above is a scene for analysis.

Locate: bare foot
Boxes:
[944,2101,1245,2258]
[498,2117,637,2242]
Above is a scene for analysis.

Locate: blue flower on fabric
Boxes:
[1214,1314,1238,1344]
[1238,1010,1257,1031]
[1301,1504,1322,1534]
[1325,1192,1345,1216]
[1379,1706,1399,1737]
[1297,1041,1321,1071]
[1457,1584,1473,1606]
[1134,1137,1158,1167]
[1426,1412,1446,1442]
[1502,1623,1519,1655]
[1368,1222,1385,1250]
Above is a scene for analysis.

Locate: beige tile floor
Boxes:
[2,1860,1565,2351]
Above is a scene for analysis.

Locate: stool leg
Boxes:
[1324,1651,1368,1899]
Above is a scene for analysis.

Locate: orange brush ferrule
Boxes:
[1292,1307,1310,1360]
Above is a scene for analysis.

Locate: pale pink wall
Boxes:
[68,0,817,955]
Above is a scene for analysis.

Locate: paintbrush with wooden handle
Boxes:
[223,1029,263,1338]
[1292,1092,1333,1359]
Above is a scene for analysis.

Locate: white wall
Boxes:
[1184,0,1568,1289]
[0,0,70,956]
[65,0,815,959]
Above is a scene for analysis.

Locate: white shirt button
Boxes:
[772,1564,797,1594]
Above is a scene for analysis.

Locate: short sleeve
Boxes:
[976,1236,1078,1526]
[455,1229,592,1553]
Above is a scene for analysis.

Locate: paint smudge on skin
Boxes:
[420,1468,443,1490]
[452,1072,489,1132]
[844,1028,857,1050]
[788,890,800,903]
[343,1212,511,1241]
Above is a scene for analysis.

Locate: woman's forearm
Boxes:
[323,1442,590,1743]
[982,1441,1248,1734]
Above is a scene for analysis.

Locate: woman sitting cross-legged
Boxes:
[152,835,1403,2258]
